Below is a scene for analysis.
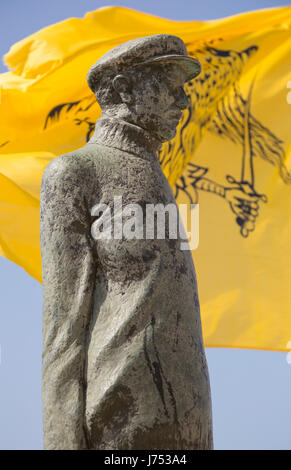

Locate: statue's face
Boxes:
[110,63,190,143]
[131,64,190,142]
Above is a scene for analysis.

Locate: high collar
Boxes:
[88,116,162,161]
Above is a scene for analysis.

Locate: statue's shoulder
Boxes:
[42,148,96,189]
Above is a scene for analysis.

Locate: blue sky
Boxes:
[0,0,291,450]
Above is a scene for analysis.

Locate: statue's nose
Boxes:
[175,88,190,110]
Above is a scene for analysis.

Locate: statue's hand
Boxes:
[224,176,266,237]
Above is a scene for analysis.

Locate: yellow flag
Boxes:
[1,6,291,351]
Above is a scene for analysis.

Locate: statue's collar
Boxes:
[88,116,162,161]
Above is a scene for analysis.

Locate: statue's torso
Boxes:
[74,142,213,449]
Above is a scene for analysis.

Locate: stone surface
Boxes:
[40,34,213,450]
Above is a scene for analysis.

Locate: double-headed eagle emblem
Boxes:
[43,41,291,237]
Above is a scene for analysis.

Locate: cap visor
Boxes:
[138,54,201,81]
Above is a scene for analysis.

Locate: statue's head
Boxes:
[87,35,201,143]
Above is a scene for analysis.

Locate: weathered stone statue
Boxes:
[40,34,213,450]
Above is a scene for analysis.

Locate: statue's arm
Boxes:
[40,155,96,450]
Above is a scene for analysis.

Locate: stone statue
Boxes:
[40,34,213,450]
